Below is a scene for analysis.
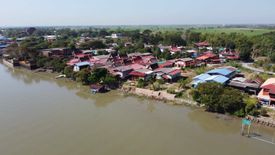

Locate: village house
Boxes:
[73,62,93,72]
[219,49,240,62]
[158,44,171,52]
[44,35,57,42]
[228,77,262,95]
[196,52,220,64]
[158,60,175,68]
[194,41,211,50]
[175,58,196,68]
[110,66,133,79]
[129,68,154,81]
[191,67,237,87]
[170,46,184,55]
[40,48,73,58]
[187,49,198,58]
[192,73,230,88]
[154,68,182,82]
[206,67,237,78]
[257,78,275,107]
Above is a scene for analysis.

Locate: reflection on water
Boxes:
[0,63,275,155]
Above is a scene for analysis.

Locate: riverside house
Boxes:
[257,78,275,107]
[191,67,237,88]
[73,62,93,72]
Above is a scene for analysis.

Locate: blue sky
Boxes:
[0,0,275,26]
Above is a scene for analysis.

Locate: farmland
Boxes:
[192,28,275,36]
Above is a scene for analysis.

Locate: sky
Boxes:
[0,0,275,26]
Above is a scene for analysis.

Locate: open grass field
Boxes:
[192,28,275,36]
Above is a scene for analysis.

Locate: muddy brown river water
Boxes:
[0,63,274,155]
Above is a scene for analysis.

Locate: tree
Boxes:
[239,48,252,61]
[103,75,118,89]
[219,88,244,114]
[75,68,91,85]
[179,78,191,89]
[137,79,146,88]
[193,82,246,115]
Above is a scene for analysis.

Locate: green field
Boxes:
[192,28,275,36]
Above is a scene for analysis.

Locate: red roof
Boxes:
[195,41,209,47]
[159,61,174,68]
[129,71,146,77]
[196,53,217,61]
[261,84,275,91]
[169,69,182,76]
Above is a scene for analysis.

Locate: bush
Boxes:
[137,79,146,88]
[260,108,269,117]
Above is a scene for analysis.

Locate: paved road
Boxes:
[241,63,275,75]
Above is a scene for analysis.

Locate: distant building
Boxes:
[44,35,57,42]
[196,52,220,64]
[40,48,73,58]
[194,41,210,48]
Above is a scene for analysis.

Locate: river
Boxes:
[0,63,274,155]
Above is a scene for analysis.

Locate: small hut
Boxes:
[90,84,106,94]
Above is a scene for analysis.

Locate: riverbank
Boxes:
[121,84,198,106]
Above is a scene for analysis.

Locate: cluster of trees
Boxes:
[192,82,260,117]
[64,67,118,88]
[185,30,275,62]
[35,57,66,72]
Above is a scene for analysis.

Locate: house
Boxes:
[175,58,196,68]
[194,41,210,48]
[158,60,174,68]
[111,66,133,79]
[170,47,183,55]
[192,73,229,88]
[90,84,106,93]
[40,48,73,58]
[106,33,121,39]
[158,45,171,52]
[206,67,237,78]
[129,68,154,81]
[154,68,182,82]
[257,78,275,106]
[44,35,57,42]
[219,49,240,62]
[196,52,220,64]
[73,62,93,72]
[228,77,262,95]
[187,49,198,58]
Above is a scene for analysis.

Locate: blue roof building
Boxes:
[192,73,230,88]
[73,62,93,72]
[206,67,237,78]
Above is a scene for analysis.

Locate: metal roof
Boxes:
[74,62,92,67]
[206,68,235,76]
